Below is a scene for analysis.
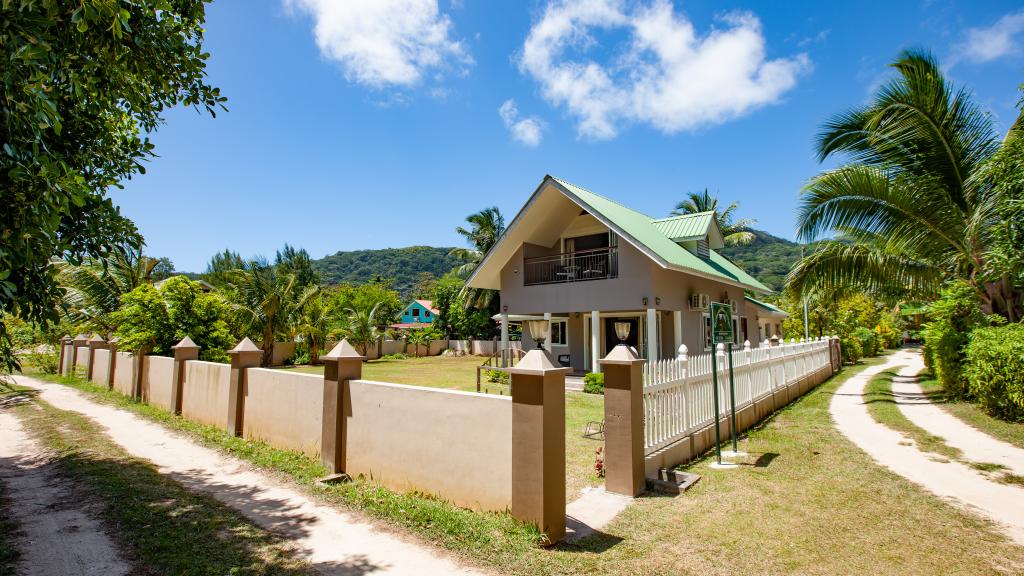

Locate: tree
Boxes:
[671,189,756,246]
[56,249,162,336]
[224,261,305,366]
[203,249,246,288]
[787,50,1022,321]
[450,207,505,278]
[296,291,334,365]
[1,0,225,373]
[275,244,319,288]
[150,258,176,281]
[404,327,434,358]
[335,303,382,357]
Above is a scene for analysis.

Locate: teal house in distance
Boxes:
[391,299,439,329]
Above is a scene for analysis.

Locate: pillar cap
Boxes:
[61,334,72,342]
[73,333,90,341]
[599,343,647,366]
[505,349,572,375]
[88,334,106,343]
[227,337,262,355]
[172,336,200,349]
[322,339,365,361]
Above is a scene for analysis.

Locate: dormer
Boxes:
[650,211,724,260]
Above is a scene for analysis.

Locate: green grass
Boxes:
[918,375,1024,450]
[7,382,313,575]
[278,355,484,392]
[864,370,962,460]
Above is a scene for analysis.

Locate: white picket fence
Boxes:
[642,338,834,455]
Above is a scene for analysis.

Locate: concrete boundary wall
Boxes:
[75,346,90,368]
[113,352,135,396]
[142,356,176,411]
[345,380,512,511]
[644,364,834,477]
[243,368,324,458]
[182,361,230,429]
[91,349,112,386]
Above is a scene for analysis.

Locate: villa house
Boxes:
[390,299,439,330]
[467,175,785,374]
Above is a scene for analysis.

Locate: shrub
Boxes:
[23,351,58,374]
[840,335,863,364]
[380,353,409,361]
[854,327,878,357]
[485,369,509,384]
[964,324,1024,422]
[583,372,605,394]
[921,281,989,398]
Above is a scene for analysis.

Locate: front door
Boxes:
[604,317,639,355]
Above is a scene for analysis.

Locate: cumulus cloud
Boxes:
[499,100,544,147]
[285,0,471,88]
[955,10,1024,64]
[518,0,809,139]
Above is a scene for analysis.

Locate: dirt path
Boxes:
[13,375,487,576]
[888,355,1024,476]
[829,350,1024,546]
[0,409,131,576]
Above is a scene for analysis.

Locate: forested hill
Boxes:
[312,246,469,294]
[719,230,803,292]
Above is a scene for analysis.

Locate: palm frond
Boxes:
[786,241,943,300]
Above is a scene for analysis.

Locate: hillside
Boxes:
[312,246,469,294]
[720,230,802,292]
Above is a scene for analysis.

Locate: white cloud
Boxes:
[499,99,544,147]
[285,0,471,88]
[955,11,1024,64]
[518,0,809,139]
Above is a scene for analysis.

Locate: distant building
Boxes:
[390,299,439,330]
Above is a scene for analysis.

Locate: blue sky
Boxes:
[112,0,1024,272]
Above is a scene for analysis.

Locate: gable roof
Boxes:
[466,176,771,293]
[745,295,788,317]
[411,299,439,314]
[650,212,723,246]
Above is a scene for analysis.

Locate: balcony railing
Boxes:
[523,246,618,286]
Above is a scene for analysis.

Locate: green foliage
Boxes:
[583,372,605,394]
[0,0,223,373]
[853,327,878,357]
[113,277,234,362]
[964,324,1024,422]
[840,335,863,364]
[720,231,806,292]
[331,280,403,326]
[922,281,991,398]
[275,244,319,288]
[485,369,509,384]
[56,249,163,335]
[202,249,245,288]
[222,260,308,365]
[671,189,756,246]
[313,247,469,295]
[380,353,410,361]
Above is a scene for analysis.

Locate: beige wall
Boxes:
[91,349,112,385]
[243,369,324,457]
[345,380,512,511]
[142,355,176,411]
[113,352,135,395]
[75,346,90,368]
[182,361,230,429]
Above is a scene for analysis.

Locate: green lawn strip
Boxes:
[25,371,544,568]
[864,369,962,460]
[917,375,1024,451]
[565,391,605,501]
[9,384,313,575]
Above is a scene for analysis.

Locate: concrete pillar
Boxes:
[507,349,570,544]
[599,344,647,497]
[85,335,107,381]
[320,339,365,474]
[107,339,119,389]
[130,346,150,401]
[673,311,683,353]
[226,337,262,436]
[500,311,509,367]
[58,335,71,376]
[543,312,552,351]
[645,308,658,362]
[590,310,600,373]
[171,337,200,415]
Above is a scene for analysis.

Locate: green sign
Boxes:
[711,302,734,345]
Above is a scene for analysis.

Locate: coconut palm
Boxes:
[671,189,757,246]
[450,206,505,278]
[787,50,1021,320]
[404,327,431,358]
[295,288,332,365]
[334,302,381,357]
[224,260,305,366]
[56,248,161,335]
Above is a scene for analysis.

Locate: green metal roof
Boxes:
[651,212,715,241]
[745,295,787,315]
[550,177,772,293]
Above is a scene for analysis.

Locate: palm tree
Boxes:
[787,50,1021,321]
[56,248,161,335]
[334,302,381,357]
[404,327,431,358]
[450,207,505,278]
[671,189,756,246]
[295,288,332,365]
[225,260,305,366]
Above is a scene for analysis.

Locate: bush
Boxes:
[839,334,863,364]
[380,353,410,361]
[23,351,58,374]
[964,324,1024,422]
[485,369,509,384]
[583,372,605,394]
[854,327,878,357]
[921,281,990,398]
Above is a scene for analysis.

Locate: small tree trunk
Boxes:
[310,339,320,365]
[262,324,274,367]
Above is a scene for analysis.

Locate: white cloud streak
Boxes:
[955,10,1024,64]
[519,0,809,139]
[285,0,471,88]
[499,99,544,147]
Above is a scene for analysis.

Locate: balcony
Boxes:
[523,246,618,286]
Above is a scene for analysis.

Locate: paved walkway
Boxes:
[13,375,486,576]
[829,350,1024,545]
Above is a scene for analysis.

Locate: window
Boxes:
[696,237,710,259]
[424,311,430,318]
[412,308,420,317]
[550,320,568,346]
[703,314,712,351]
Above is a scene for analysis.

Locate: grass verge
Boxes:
[8,382,313,575]
[864,369,962,460]
[918,375,1024,450]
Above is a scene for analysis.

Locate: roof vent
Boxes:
[696,237,710,260]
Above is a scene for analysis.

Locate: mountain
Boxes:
[312,246,469,295]
[719,230,803,292]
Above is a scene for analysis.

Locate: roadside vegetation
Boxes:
[918,375,1024,451]
[863,370,961,460]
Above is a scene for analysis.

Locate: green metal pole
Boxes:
[728,343,738,453]
[712,346,722,465]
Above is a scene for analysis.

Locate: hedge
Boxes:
[583,372,604,394]
[964,324,1024,422]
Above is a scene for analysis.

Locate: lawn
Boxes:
[918,375,1024,451]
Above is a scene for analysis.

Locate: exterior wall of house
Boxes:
[399,301,436,325]
[649,266,752,352]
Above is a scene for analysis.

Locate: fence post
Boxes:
[226,338,262,436]
[507,348,570,544]
[58,335,72,376]
[71,333,89,374]
[743,340,753,404]
[85,334,107,381]
[599,344,647,497]
[107,338,119,389]
[171,337,200,415]
[677,345,690,434]
[320,339,365,475]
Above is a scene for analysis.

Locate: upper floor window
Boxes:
[412,308,420,317]
[424,311,430,318]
